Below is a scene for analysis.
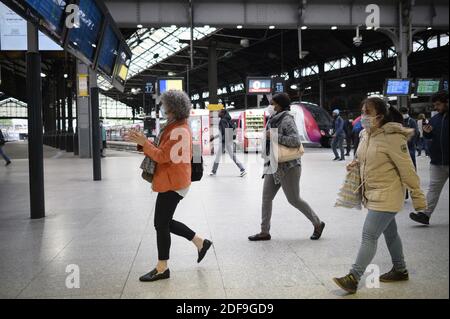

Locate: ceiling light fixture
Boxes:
[331,26,338,30]
[269,25,275,29]
[301,26,308,30]
[237,25,243,29]
[137,24,143,29]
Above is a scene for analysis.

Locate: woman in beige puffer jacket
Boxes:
[333,97,427,294]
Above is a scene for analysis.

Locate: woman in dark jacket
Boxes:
[248,93,325,241]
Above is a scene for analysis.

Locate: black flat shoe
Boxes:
[248,233,271,241]
[139,268,170,282]
[311,222,325,240]
[197,239,212,263]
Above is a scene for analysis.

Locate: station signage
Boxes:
[2,0,132,93]
[247,77,272,95]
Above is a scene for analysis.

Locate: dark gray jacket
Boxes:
[262,111,302,184]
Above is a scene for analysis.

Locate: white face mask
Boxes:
[361,115,377,130]
[402,114,409,119]
[267,105,276,116]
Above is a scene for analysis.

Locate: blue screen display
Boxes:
[68,0,103,63]
[25,0,67,36]
[386,79,411,95]
[98,24,119,77]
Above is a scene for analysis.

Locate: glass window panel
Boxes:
[441,34,449,46]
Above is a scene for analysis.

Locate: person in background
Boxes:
[100,121,107,158]
[0,129,11,166]
[410,90,449,225]
[248,93,325,242]
[333,97,426,294]
[400,107,419,169]
[126,90,213,282]
[352,118,364,157]
[344,117,354,157]
[416,114,429,157]
[210,109,247,177]
[331,109,346,161]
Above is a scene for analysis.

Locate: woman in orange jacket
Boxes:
[127,90,212,282]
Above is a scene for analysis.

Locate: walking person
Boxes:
[416,114,430,157]
[344,118,353,157]
[333,97,427,294]
[126,90,213,282]
[400,107,419,168]
[0,129,11,166]
[410,91,449,225]
[210,109,247,177]
[331,109,346,161]
[248,93,325,241]
[352,118,363,157]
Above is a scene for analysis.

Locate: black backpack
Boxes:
[191,156,203,182]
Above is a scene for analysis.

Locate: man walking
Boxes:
[331,109,345,161]
[210,109,247,177]
[410,91,449,225]
[400,107,419,168]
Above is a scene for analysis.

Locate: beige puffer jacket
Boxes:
[357,122,427,213]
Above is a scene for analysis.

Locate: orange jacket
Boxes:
[143,120,192,193]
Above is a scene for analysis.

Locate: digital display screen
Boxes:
[416,79,441,96]
[68,0,103,63]
[0,2,62,50]
[25,0,67,37]
[97,24,119,77]
[158,79,184,94]
[247,78,272,94]
[385,79,411,96]
[115,47,131,83]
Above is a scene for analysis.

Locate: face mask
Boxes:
[403,114,409,119]
[267,105,276,116]
[361,115,377,130]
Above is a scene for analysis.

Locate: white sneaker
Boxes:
[240,170,247,177]
[209,172,216,176]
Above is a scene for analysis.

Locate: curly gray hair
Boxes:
[160,90,192,120]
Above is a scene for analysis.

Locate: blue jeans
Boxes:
[0,146,10,163]
[350,210,406,281]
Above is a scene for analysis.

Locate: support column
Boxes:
[66,77,74,152]
[59,76,67,151]
[396,0,412,109]
[76,60,92,158]
[90,70,102,181]
[319,78,325,108]
[208,41,218,105]
[26,22,45,219]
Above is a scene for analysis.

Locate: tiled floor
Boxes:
[0,142,448,299]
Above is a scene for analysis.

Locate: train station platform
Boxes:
[0,142,448,299]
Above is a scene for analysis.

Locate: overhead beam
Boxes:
[105,0,449,29]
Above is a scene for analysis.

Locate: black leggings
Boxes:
[154,191,196,260]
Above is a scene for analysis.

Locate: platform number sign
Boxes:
[143,76,156,95]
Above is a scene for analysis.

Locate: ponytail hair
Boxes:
[363,97,403,126]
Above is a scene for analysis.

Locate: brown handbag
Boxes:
[276,143,305,163]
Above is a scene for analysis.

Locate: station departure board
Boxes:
[112,44,132,92]
[416,79,442,96]
[2,0,132,92]
[97,23,119,78]
[25,0,67,41]
[67,0,103,64]
[385,79,411,96]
